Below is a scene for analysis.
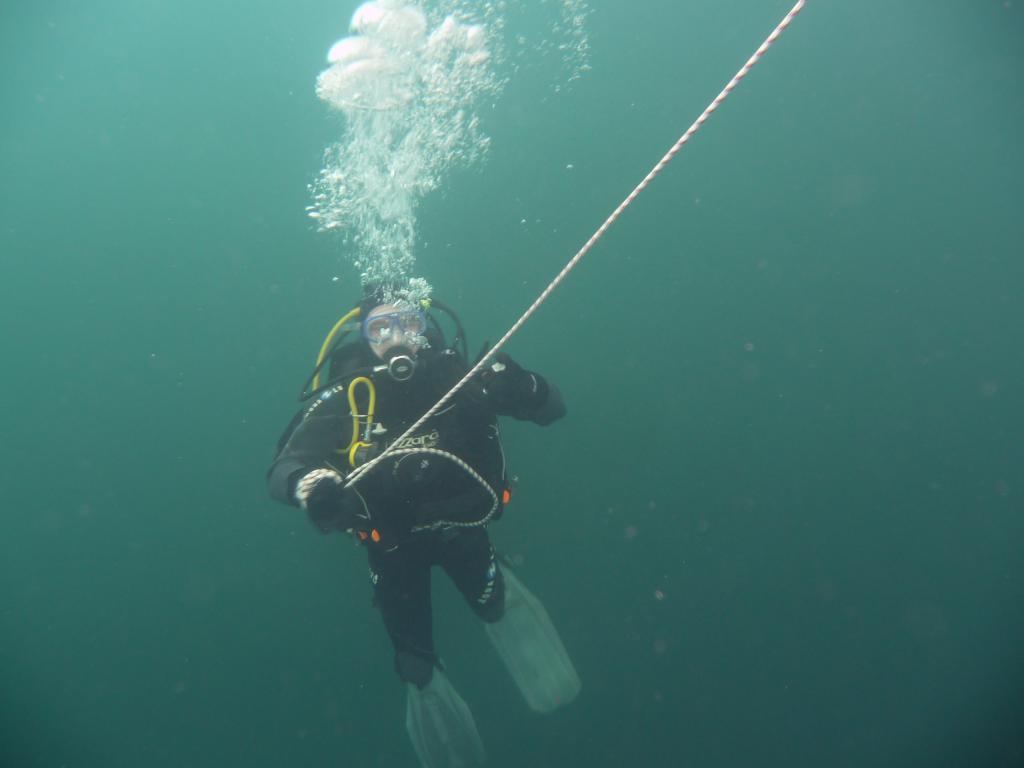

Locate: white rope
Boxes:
[345,0,807,490]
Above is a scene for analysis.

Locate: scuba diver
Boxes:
[266,283,581,768]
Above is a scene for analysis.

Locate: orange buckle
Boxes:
[502,488,512,505]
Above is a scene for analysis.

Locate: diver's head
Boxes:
[362,302,428,381]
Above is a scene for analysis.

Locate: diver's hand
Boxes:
[481,353,542,411]
[295,469,360,533]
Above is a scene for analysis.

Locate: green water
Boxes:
[2,1,1022,766]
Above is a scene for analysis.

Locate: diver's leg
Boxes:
[366,541,436,686]
[439,527,505,623]
[370,538,485,768]
[465,552,582,714]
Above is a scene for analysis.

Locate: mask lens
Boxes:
[400,311,426,335]
[365,316,393,343]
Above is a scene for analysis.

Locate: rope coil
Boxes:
[370,447,501,532]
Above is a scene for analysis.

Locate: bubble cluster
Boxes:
[308,0,590,297]
[308,1,498,295]
[441,0,591,84]
[553,0,592,84]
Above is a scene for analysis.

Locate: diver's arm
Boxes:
[526,376,566,426]
[266,395,350,506]
[266,400,369,534]
[481,353,566,426]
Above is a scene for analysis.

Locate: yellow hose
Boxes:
[312,307,361,391]
[346,376,376,467]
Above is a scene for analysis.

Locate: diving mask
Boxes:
[362,307,428,347]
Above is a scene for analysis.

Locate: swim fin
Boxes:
[405,668,485,768]
[485,565,581,713]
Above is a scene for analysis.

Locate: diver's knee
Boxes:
[471,560,506,624]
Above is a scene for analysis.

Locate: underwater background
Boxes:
[2,1,1022,766]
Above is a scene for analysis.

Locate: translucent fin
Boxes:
[485,566,581,713]
[405,669,485,768]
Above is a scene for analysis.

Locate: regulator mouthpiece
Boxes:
[386,348,417,381]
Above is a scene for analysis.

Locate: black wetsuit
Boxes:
[267,342,565,685]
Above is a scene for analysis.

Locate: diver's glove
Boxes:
[480,353,545,412]
[294,468,360,534]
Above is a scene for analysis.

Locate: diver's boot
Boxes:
[485,566,581,713]
[405,667,485,768]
